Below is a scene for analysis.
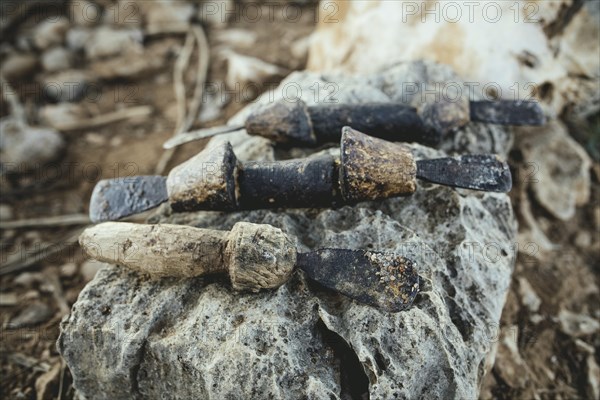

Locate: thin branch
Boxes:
[0,214,90,229]
[51,106,152,131]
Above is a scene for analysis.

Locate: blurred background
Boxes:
[0,1,598,399]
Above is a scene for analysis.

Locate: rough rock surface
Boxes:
[59,62,517,399]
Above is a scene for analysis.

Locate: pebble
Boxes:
[0,204,14,220]
[0,118,65,171]
[85,27,143,60]
[42,69,91,103]
[66,27,93,52]
[41,47,73,72]
[574,231,592,249]
[60,262,78,278]
[32,17,70,50]
[1,53,38,80]
[39,103,89,131]
[14,272,43,287]
[0,292,18,306]
[81,260,109,282]
[84,132,107,146]
[222,50,285,95]
[9,302,54,328]
[558,309,600,337]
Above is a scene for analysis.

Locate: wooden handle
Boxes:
[79,222,297,291]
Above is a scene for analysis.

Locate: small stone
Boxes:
[32,17,70,50]
[42,70,91,103]
[39,103,89,131]
[0,292,18,306]
[85,27,143,60]
[14,272,43,286]
[222,50,285,96]
[558,309,600,337]
[80,260,110,282]
[493,326,529,389]
[66,27,93,52]
[575,339,595,354]
[84,133,107,146]
[0,118,65,171]
[60,262,78,278]
[1,53,38,80]
[574,231,592,249]
[41,47,73,72]
[9,302,54,328]
[110,136,124,147]
[0,204,13,220]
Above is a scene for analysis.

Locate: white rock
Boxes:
[60,262,78,278]
[32,17,70,50]
[66,27,93,51]
[0,204,13,220]
[222,50,285,95]
[59,63,518,400]
[42,69,91,102]
[41,47,73,72]
[0,119,65,170]
[516,121,591,220]
[14,272,43,286]
[80,260,110,282]
[39,103,89,131]
[558,309,600,337]
[85,27,143,60]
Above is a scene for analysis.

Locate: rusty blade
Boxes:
[469,100,546,126]
[297,249,419,312]
[163,124,245,149]
[416,154,512,192]
[89,176,168,223]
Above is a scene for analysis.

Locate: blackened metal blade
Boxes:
[296,249,419,312]
[89,176,168,223]
[163,124,245,149]
[469,100,546,126]
[416,154,512,192]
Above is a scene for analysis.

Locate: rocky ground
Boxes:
[0,1,598,399]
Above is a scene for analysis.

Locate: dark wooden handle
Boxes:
[308,103,441,145]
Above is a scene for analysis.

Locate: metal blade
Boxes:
[89,176,168,223]
[469,100,546,126]
[416,154,512,192]
[163,124,245,149]
[297,249,419,312]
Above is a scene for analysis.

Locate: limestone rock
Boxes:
[515,121,591,220]
[41,47,73,72]
[0,118,65,171]
[59,62,517,399]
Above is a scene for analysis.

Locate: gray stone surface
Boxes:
[59,61,517,399]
